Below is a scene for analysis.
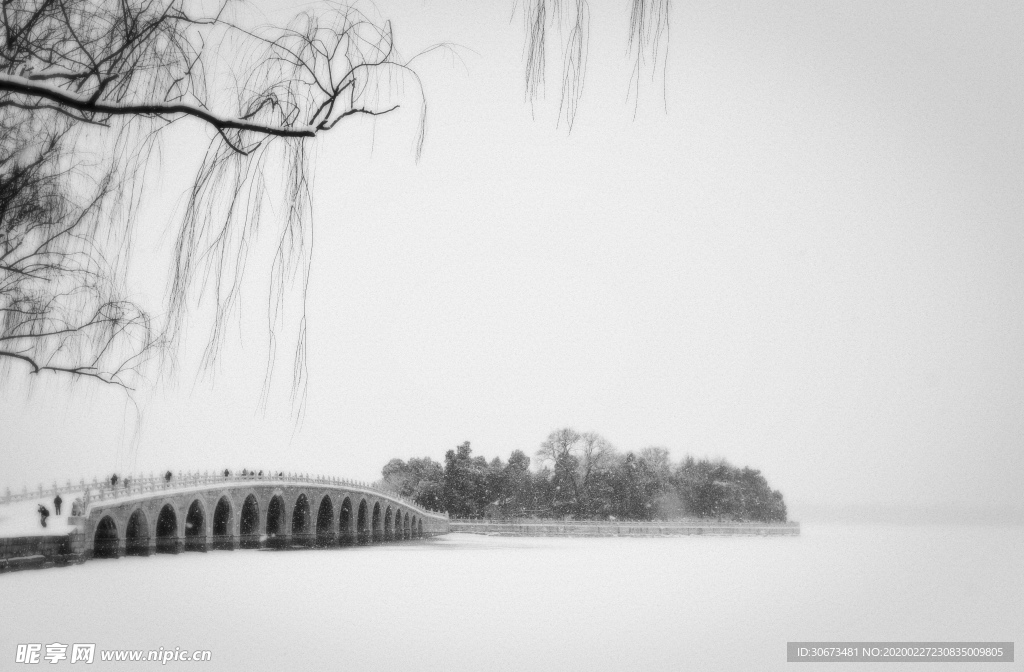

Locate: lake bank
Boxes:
[449,519,799,537]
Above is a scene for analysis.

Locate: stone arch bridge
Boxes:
[68,472,449,558]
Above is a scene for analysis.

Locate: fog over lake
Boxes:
[3,527,1020,671]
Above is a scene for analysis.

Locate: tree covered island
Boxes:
[381,429,788,523]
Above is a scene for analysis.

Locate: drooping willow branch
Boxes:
[521,0,670,129]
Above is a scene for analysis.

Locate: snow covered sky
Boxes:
[2,0,1022,522]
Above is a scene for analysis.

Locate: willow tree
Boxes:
[0,0,423,400]
[1,0,669,402]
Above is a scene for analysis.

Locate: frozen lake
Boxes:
[1,525,1021,670]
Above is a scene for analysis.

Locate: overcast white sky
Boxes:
[2,0,1022,523]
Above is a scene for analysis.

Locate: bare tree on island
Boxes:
[0,0,424,398]
[536,428,617,517]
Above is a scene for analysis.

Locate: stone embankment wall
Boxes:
[0,535,83,571]
[449,520,800,537]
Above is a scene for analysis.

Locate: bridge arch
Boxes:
[403,512,411,540]
[339,497,353,545]
[418,519,423,537]
[126,508,150,556]
[315,496,334,547]
[93,515,119,558]
[291,493,312,547]
[384,506,394,541]
[266,495,287,546]
[371,502,382,542]
[156,503,180,554]
[184,499,207,551]
[239,493,260,549]
[212,496,232,550]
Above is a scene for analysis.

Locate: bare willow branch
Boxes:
[1,0,427,407]
[521,0,669,128]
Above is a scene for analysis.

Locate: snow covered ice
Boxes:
[1,525,1020,671]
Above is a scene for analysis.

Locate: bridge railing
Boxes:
[2,471,450,520]
[1,481,80,507]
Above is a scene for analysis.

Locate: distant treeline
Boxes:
[381,428,787,523]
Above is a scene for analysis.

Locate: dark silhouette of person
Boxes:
[224,469,230,477]
[110,474,118,487]
[53,494,62,515]
[38,505,49,528]
[164,470,173,482]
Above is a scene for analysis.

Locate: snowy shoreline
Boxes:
[449,519,800,537]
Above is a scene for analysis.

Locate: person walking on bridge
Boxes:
[37,505,50,528]
[53,494,62,515]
